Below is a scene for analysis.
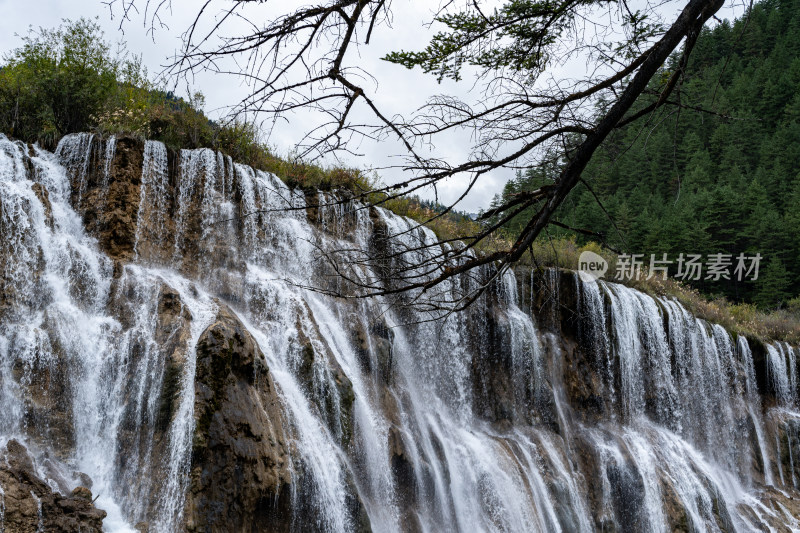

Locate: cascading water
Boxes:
[134,140,170,260]
[739,336,775,487]
[0,132,799,532]
[32,491,42,532]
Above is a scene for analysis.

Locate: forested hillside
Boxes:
[491,0,800,308]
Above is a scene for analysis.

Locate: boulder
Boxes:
[185,304,292,532]
[0,439,106,533]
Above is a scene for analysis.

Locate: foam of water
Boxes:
[0,481,5,533]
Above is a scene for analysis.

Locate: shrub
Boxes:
[0,18,118,142]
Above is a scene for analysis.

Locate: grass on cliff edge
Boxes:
[519,238,800,345]
[243,152,800,347]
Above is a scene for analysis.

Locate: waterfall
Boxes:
[134,140,169,260]
[31,491,43,533]
[739,336,774,486]
[0,132,798,532]
[767,343,799,407]
[103,135,116,182]
[0,482,5,532]
[54,132,94,204]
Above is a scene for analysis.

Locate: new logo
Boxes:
[578,251,608,282]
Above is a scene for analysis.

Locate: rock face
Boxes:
[3,132,800,533]
[185,305,293,532]
[0,440,106,532]
[92,136,147,261]
[59,134,147,262]
[528,269,613,422]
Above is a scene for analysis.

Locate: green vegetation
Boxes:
[377,195,502,248]
[0,18,481,236]
[0,18,371,192]
[489,0,800,313]
[0,18,118,146]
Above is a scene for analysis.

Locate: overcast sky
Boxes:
[0,1,746,212]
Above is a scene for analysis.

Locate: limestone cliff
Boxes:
[1,132,799,533]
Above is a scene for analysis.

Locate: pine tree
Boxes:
[490,0,800,305]
[754,257,792,309]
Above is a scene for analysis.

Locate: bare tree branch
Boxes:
[108,0,727,312]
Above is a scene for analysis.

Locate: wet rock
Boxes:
[352,320,372,372]
[307,191,361,240]
[30,183,53,228]
[368,206,392,283]
[369,316,395,385]
[770,412,800,488]
[293,310,357,448]
[528,269,608,418]
[5,439,35,472]
[111,279,195,524]
[743,486,800,531]
[9,347,76,460]
[661,477,690,532]
[604,453,647,532]
[559,336,608,422]
[153,284,195,431]
[469,300,516,425]
[382,389,421,533]
[70,486,92,501]
[335,368,356,445]
[526,267,574,333]
[41,457,72,494]
[59,136,145,261]
[571,431,608,529]
[350,314,394,382]
[185,304,293,532]
[748,337,776,405]
[298,336,357,447]
[96,136,144,261]
[0,439,106,532]
[72,471,93,490]
[388,425,416,506]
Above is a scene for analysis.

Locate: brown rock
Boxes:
[71,486,93,501]
[31,182,53,228]
[59,135,148,262]
[0,440,106,532]
[109,278,195,524]
[72,471,93,490]
[293,312,356,448]
[184,304,293,532]
[5,439,35,472]
[95,136,147,262]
